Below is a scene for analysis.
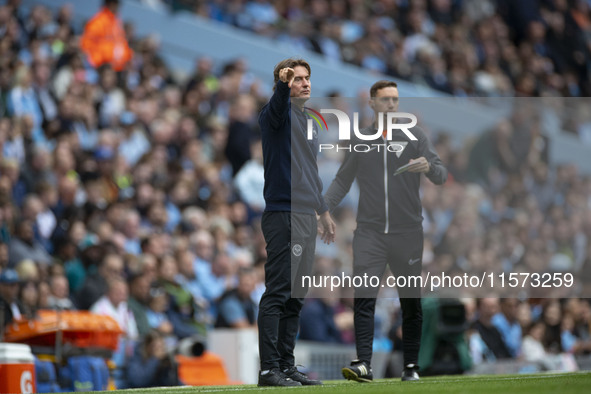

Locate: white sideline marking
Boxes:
[121,372,590,392]
[140,384,343,392]
[416,372,587,384]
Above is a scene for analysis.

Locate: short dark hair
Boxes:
[273,58,311,88]
[370,80,398,97]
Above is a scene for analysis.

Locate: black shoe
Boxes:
[341,359,373,383]
[401,364,420,381]
[283,366,323,385]
[258,368,302,387]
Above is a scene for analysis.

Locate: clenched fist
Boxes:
[279,67,296,87]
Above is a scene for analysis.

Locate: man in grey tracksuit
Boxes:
[324,80,447,382]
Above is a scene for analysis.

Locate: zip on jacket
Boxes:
[324,125,447,233]
[259,81,328,215]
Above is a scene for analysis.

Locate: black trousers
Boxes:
[258,211,316,370]
[352,227,423,367]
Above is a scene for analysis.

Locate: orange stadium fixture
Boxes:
[3,310,123,351]
[176,352,241,386]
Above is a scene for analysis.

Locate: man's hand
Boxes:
[279,67,296,87]
[407,157,430,173]
[317,211,336,244]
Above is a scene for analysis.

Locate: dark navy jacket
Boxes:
[259,80,328,215]
[325,125,447,234]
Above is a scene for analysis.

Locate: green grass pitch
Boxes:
[87,372,591,394]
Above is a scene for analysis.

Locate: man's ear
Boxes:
[369,98,375,110]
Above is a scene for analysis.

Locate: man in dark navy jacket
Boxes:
[257,58,335,387]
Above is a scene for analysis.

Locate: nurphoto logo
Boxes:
[305,108,418,154]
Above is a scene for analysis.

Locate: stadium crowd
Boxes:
[144,0,591,143]
[0,0,590,388]
[150,0,591,98]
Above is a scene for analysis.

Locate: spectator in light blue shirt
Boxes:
[234,139,265,213]
[561,313,581,354]
[122,209,142,256]
[2,117,25,165]
[492,298,522,358]
[243,0,278,31]
[175,249,209,312]
[145,286,177,353]
[215,267,257,328]
[195,252,236,303]
[8,65,45,145]
[189,229,214,272]
[118,111,151,166]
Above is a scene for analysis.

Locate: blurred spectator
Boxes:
[37,279,50,309]
[215,267,257,329]
[243,0,279,33]
[0,243,8,270]
[8,219,52,267]
[516,300,533,331]
[1,158,27,206]
[175,248,208,310]
[91,145,119,205]
[97,65,125,127]
[145,285,175,339]
[117,111,150,166]
[122,209,142,255]
[2,117,25,165]
[54,237,82,291]
[47,274,75,310]
[573,300,591,346]
[185,57,218,93]
[522,321,579,372]
[233,138,265,213]
[35,183,58,242]
[299,296,344,344]
[127,331,179,388]
[127,272,151,337]
[467,120,515,186]
[471,298,512,362]
[31,60,58,125]
[157,254,208,338]
[561,313,580,354]
[492,298,522,358]
[190,229,222,299]
[21,146,56,201]
[67,236,102,292]
[90,276,139,340]
[80,0,133,72]
[0,269,21,327]
[522,321,557,369]
[17,280,38,319]
[7,65,44,145]
[542,300,563,353]
[199,251,236,303]
[560,300,591,355]
[224,94,258,176]
[76,253,124,310]
[20,193,54,252]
